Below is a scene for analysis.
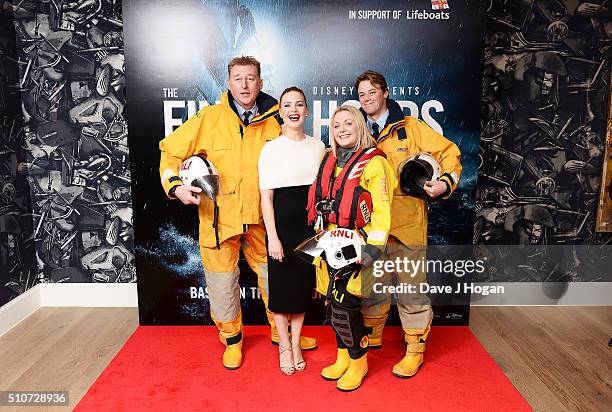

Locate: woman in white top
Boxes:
[258,87,326,375]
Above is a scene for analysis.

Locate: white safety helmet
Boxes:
[294,228,365,272]
[179,156,220,201]
[398,152,441,199]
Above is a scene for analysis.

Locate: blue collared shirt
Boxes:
[367,109,389,135]
[233,99,259,123]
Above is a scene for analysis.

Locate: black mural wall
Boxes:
[476,0,612,283]
[0,0,134,308]
[1,0,611,309]
[0,6,37,306]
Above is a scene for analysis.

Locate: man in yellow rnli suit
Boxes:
[308,105,397,391]
[159,56,316,370]
[355,70,462,378]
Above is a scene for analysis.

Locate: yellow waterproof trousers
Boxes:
[200,224,274,344]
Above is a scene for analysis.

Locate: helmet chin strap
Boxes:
[212,201,220,250]
[192,176,221,249]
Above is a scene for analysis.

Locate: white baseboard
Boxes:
[0,285,41,336]
[0,284,138,336]
[39,283,138,307]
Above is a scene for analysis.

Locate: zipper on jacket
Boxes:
[243,224,248,233]
[239,125,244,138]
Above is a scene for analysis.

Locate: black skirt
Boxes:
[267,185,315,314]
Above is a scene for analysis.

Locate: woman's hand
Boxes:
[268,237,285,262]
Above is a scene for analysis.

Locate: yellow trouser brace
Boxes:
[200,223,274,344]
[405,323,431,353]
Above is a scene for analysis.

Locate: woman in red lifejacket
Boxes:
[306,105,396,391]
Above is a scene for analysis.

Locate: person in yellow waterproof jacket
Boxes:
[308,105,396,391]
[159,56,317,370]
[355,70,462,378]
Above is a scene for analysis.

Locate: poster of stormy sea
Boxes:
[123,0,483,325]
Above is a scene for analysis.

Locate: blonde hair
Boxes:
[227,56,261,77]
[330,105,375,156]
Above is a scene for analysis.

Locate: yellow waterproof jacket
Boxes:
[366,99,462,247]
[315,154,397,297]
[159,91,281,247]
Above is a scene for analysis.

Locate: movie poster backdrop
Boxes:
[123,0,484,325]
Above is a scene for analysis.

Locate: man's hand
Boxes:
[423,180,448,198]
[359,244,383,269]
[174,185,202,205]
[360,252,374,269]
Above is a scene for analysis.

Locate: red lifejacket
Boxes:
[307,147,386,229]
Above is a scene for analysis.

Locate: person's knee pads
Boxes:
[331,304,368,348]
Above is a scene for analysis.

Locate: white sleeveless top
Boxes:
[258,134,326,190]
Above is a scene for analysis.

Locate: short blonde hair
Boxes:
[227,56,261,77]
[330,105,375,156]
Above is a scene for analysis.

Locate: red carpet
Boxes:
[76,326,530,411]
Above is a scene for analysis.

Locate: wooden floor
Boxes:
[470,307,611,412]
[0,307,610,411]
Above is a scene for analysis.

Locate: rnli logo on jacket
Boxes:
[359,199,371,223]
[431,0,449,9]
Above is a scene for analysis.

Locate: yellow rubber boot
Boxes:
[336,354,368,391]
[392,351,422,378]
[321,348,350,380]
[214,315,243,370]
[271,326,318,350]
[392,326,429,378]
[296,335,318,350]
[223,340,243,370]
